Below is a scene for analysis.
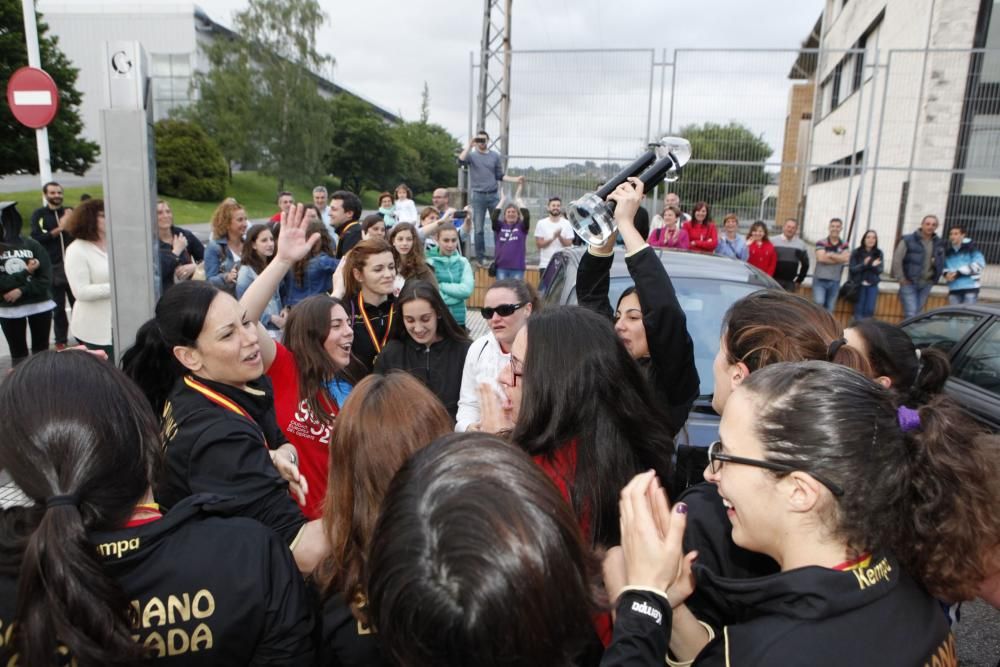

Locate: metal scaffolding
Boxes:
[477,0,512,161]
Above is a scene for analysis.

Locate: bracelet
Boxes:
[665,622,716,667]
[616,585,670,607]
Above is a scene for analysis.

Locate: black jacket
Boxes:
[319,592,390,667]
[158,226,205,292]
[348,293,396,376]
[374,336,471,420]
[848,247,884,286]
[0,494,316,665]
[335,220,363,259]
[600,590,672,667]
[691,553,953,666]
[678,483,779,629]
[576,246,699,437]
[29,205,73,265]
[158,375,306,546]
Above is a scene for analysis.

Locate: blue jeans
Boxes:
[899,282,934,319]
[471,189,500,262]
[495,268,525,281]
[812,278,840,312]
[948,289,979,305]
[853,284,879,320]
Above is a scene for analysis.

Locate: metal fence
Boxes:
[468,46,1000,289]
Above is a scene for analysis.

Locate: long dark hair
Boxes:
[241,223,274,275]
[390,280,470,345]
[510,306,673,547]
[0,352,161,666]
[742,361,1000,602]
[293,221,335,287]
[856,229,880,252]
[848,319,949,406]
[368,432,601,667]
[389,222,431,280]
[121,281,221,416]
[282,294,357,426]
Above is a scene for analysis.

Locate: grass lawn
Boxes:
[0,172,393,226]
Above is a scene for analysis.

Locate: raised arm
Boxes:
[239,204,318,371]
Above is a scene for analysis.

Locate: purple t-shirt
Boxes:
[492,209,530,270]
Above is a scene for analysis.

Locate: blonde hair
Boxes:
[210,199,245,240]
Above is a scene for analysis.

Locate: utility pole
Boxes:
[20,0,52,190]
[477,0,512,162]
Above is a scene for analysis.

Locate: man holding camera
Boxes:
[458,130,520,267]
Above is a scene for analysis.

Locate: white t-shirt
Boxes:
[535,216,574,269]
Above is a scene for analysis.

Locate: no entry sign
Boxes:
[6,66,59,129]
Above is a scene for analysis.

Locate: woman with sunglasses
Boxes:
[455,279,537,432]
[608,360,1000,665]
[375,280,471,420]
[576,178,699,438]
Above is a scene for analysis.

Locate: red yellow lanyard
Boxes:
[357,292,393,354]
[183,376,269,448]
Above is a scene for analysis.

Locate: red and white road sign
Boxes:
[6,66,59,129]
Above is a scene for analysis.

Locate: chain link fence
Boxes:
[469,46,1000,289]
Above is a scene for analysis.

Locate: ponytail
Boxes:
[741,361,1000,603]
[847,319,951,406]
[121,319,182,416]
[0,352,162,666]
[120,281,219,415]
[888,395,1000,601]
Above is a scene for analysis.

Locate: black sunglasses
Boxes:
[707,441,845,497]
[482,302,526,319]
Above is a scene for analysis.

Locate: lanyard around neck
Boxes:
[357,292,393,354]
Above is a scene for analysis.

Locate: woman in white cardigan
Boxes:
[64,198,112,356]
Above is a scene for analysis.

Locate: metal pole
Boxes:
[21,0,52,191]
[866,50,893,231]
[843,49,866,242]
[903,0,937,226]
[667,48,678,133]
[499,0,512,162]
[854,47,882,242]
[801,47,826,234]
[477,0,492,133]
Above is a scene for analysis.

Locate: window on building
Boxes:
[830,61,843,110]
[150,53,193,121]
[982,0,1000,82]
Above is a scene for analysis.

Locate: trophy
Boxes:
[567,136,691,246]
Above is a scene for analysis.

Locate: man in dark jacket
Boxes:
[29,181,74,348]
[892,214,945,318]
[330,190,364,259]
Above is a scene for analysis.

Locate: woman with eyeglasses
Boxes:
[454,279,537,432]
[374,280,471,420]
[482,304,675,646]
[575,179,699,438]
[607,360,1000,665]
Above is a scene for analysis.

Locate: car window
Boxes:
[609,277,766,397]
[901,313,984,354]
[953,321,1000,396]
[539,253,568,308]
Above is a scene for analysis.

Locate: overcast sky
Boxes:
[203,0,824,161]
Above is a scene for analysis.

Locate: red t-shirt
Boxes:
[267,342,338,520]
[533,442,613,647]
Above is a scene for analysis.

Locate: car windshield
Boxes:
[609,276,766,398]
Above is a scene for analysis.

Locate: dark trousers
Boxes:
[1,310,54,363]
[51,277,75,344]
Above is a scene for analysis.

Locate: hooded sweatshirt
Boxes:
[691,553,954,666]
[427,248,474,326]
[944,237,985,293]
[0,202,54,314]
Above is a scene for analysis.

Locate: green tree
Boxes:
[419,82,430,123]
[390,121,461,194]
[189,0,332,189]
[184,42,257,180]
[0,0,98,176]
[325,95,399,193]
[671,122,773,212]
[154,119,227,201]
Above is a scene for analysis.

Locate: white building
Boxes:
[797,0,999,264]
[38,2,399,146]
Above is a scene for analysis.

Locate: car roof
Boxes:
[903,302,1000,324]
[563,246,780,287]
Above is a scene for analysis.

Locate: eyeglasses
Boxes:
[707,441,845,497]
[482,302,526,319]
[508,355,524,387]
